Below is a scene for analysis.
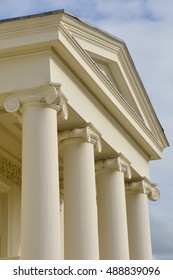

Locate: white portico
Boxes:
[0,10,169,260]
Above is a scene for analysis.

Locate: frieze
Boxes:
[0,154,21,187]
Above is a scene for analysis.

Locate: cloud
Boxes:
[150,212,173,259]
[93,0,160,22]
[0,0,91,19]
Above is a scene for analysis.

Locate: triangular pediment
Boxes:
[0,10,169,158]
[68,35,152,131]
[60,14,168,149]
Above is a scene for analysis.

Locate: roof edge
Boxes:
[0,9,65,24]
[0,9,124,43]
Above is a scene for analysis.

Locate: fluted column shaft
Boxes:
[126,178,160,260]
[96,155,131,260]
[59,126,101,260]
[4,83,68,260]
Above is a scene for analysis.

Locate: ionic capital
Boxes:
[59,124,102,152]
[95,153,131,179]
[126,177,160,201]
[4,83,68,120]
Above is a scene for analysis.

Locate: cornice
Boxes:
[62,22,121,55]
[0,13,61,41]
[0,10,64,24]
[63,21,155,128]
[126,177,160,201]
[57,23,167,158]
[121,50,169,149]
[0,46,52,61]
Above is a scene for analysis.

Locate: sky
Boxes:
[0,0,172,260]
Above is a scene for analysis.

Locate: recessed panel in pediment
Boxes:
[90,55,145,123]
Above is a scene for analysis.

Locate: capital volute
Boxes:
[95,153,131,179]
[59,124,102,152]
[4,83,68,120]
[126,177,160,201]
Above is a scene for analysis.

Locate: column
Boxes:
[4,83,68,260]
[59,125,101,260]
[126,178,160,260]
[96,155,131,259]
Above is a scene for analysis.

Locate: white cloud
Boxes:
[150,213,173,259]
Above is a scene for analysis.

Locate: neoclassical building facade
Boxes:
[0,10,169,260]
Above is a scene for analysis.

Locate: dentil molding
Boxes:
[126,177,160,201]
[3,83,68,120]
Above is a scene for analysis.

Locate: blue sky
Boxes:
[0,0,173,260]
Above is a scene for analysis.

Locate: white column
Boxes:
[59,126,101,260]
[4,83,68,260]
[96,155,130,259]
[126,178,160,260]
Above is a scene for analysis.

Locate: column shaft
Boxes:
[63,138,99,260]
[126,179,159,260]
[97,160,130,259]
[126,192,152,259]
[21,103,61,259]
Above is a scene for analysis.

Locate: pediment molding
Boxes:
[57,19,169,153]
[0,11,169,160]
[63,24,151,126]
